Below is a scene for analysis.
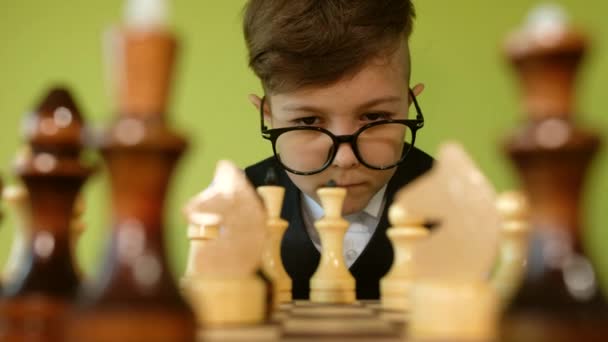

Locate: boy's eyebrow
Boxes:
[281,96,402,113]
[355,96,402,111]
[280,104,326,114]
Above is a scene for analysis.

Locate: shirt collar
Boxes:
[302,184,387,221]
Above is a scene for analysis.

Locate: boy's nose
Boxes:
[332,142,359,169]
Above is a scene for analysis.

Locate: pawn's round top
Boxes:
[388,204,426,227]
[496,191,529,221]
[317,186,346,218]
[263,166,279,186]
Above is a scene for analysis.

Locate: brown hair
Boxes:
[243,0,416,94]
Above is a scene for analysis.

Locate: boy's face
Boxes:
[256,40,415,215]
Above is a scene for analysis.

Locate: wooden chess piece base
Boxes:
[274,288,292,304]
[310,287,356,304]
[409,281,500,341]
[183,274,267,326]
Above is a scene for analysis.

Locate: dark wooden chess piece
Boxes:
[65,5,196,342]
[501,6,607,342]
[0,87,93,341]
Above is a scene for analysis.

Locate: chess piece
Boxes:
[393,143,501,341]
[393,143,501,282]
[490,191,530,304]
[182,160,268,326]
[3,181,87,282]
[1,184,30,284]
[0,87,93,341]
[309,181,356,304]
[258,168,292,306]
[65,1,196,341]
[183,213,220,279]
[501,5,607,341]
[380,205,428,311]
[409,281,500,341]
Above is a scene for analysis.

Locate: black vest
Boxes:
[245,146,433,299]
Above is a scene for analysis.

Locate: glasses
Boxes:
[260,89,425,175]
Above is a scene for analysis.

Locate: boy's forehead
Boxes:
[269,40,411,106]
[369,40,411,80]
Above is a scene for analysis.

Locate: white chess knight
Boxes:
[390,142,502,341]
[181,160,268,326]
[394,142,501,281]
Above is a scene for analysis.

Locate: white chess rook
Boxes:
[258,185,293,305]
[310,186,356,303]
[380,205,429,311]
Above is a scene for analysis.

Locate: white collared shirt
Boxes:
[301,185,387,268]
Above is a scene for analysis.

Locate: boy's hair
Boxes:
[243,0,416,94]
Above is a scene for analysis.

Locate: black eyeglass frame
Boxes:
[260,89,425,175]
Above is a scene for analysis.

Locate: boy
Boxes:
[242,0,433,300]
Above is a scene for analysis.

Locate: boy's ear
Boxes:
[412,83,425,97]
[248,94,263,110]
[248,94,272,122]
[408,83,425,108]
[248,94,270,122]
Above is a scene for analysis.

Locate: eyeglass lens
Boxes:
[274,122,411,173]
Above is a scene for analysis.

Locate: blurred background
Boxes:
[0,0,606,285]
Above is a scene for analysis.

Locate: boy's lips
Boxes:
[334,182,365,188]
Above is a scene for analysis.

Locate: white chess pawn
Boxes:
[491,190,530,303]
[183,212,220,278]
[258,185,292,305]
[309,184,356,303]
[380,204,429,311]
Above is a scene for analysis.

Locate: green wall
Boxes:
[0,1,607,284]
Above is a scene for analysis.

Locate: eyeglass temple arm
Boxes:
[260,96,270,138]
[409,89,424,127]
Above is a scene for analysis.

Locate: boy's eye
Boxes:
[362,112,391,121]
[293,116,319,126]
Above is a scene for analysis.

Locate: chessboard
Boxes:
[199,300,408,341]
